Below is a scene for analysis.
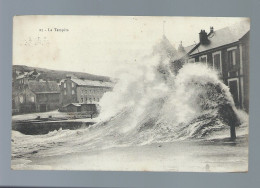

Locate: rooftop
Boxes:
[189,20,250,56]
[16,70,40,80]
[28,81,60,94]
[70,78,114,88]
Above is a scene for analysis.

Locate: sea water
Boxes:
[11,38,249,171]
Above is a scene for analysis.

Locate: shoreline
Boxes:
[11,136,248,172]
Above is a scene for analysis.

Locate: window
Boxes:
[188,58,195,63]
[212,51,222,73]
[64,82,66,88]
[31,96,35,102]
[227,47,238,77]
[19,96,24,103]
[64,90,67,95]
[227,50,236,69]
[81,97,83,103]
[199,55,207,63]
[72,90,75,95]
[72,82,74,88]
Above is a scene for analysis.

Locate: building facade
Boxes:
[13,69,40,86]
[59,76,114,106]
[172,21,250,112]
[12,70,60,114]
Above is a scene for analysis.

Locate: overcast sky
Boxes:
[13,16,248,78]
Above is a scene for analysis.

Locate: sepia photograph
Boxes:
[11,16,250,172]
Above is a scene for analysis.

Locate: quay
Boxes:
[12,114,96,135]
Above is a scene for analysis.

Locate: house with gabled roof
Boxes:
[13,80,60,113]
[59,75,114,106]
[171,20,250,112]
[13,69,41,88]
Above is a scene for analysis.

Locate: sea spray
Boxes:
[11,38,249,160]
[110,64,237,144]
[155,63,239,140]
[97,55,170,123]
[91,36,248,145]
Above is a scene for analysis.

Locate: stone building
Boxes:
[13,80,60,113]
[13,69,41,89]
[59,76,114,106]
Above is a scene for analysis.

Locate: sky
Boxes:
[13,16,249,78]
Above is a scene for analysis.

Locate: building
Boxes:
[60,103,99,116]
[12,69,60,113]
[59,76,114,106]
[172,21,250,112]
[12,69,60,114]
[13,80,60,113]
[61,103,82,112]
[13,69,41,88]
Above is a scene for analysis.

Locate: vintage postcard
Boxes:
[12,16,249,172]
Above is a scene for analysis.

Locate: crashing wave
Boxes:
[12,37,249,158]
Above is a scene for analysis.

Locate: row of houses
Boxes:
[12,70,114,114]
[170,20,250,112]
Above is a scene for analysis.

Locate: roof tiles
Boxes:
[28,81,60,94]
[71,78,114,88]
[189,21,250,55]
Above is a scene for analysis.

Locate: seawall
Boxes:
[12,120,96,135]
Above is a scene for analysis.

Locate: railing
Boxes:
[67,111,98,119]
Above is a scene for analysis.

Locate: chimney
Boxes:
[199,30,209,45]
[178,41,185,53]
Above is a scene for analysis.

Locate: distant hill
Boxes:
[13,65,111,82]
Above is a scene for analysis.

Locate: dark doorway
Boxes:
[40,104,47,112]
[229,80,239,107]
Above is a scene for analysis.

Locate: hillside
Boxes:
[13,65,111,82]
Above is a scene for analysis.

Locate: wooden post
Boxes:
[230,126,236,140]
